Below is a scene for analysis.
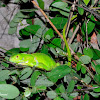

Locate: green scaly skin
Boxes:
[9,53,60,71]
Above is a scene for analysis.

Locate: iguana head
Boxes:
[9,53,25,64]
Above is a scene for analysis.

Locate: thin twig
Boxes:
[74,87,98,92]
[65,9,73,37]
[68,24,80,45]
[86,19,88,48]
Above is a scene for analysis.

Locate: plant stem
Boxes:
[63,24,71,67]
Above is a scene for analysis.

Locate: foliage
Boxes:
[0,0,100,100]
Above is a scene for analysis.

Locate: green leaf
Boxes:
[30,71,41,86]
[40,45,48,54]
[64,74,72,84]
[47,65,71,83]
[29,36,40,53]
[70,42,79,51]
[91,61,96,70]
[61,93,69,100]
[94,74,100,84]
[28,19,47,53]
[95,65,100,74]
[19,25,41,36]
[0,81,6,84]
[50,47,58,56]
[1,62,9,68]
[8,11,28,35]
[20,47,29,52]
[81,66,86,74]
[66,80,75,93]
[47,91,57,99]
[90,92,100,98]
[93,85,100,92]
[95,59,100,65]
[34,18,46,27]
[35,76,54,87]
[83,48,93,58]
[37,0,44,10]
[20,79,30,85]
[0,84,19,99]
[11,76,17,83]
[22,0,28,3]
[92,49,100,60]
[81,17,95,35]
[82,75,91,84]
[36,85,46,92]
[15,11,28,18]
[9,20,18,27]
[44,28,54,40]
[70,92,79,98]
[79,55,91,64]
[22,97,28,100]
[76,61,82,71]
[48,38,61,48]
[78,7,84,15]
[84,94,90,100]
[76,52,82,58]
[59,11,69,17]
[0,70,10,81]
[12,16,20,23]
[19,68,33,80]
[12,11,28,23]
[50,2,70,17]
[81,95,84,100]
[77,86,82,89]
[83,0,90,5]
[8,27,17,35]
[54,96,64,100]
[14,0,20,3]
[51,2,68,9]
[19,29,30,36]
[19,39,31,48]
[24,88,31,97]
[5,48,20,56]
[51,17,68,29]
[31,87,37,94]
[56,48,67,56]
[58,84,66,93]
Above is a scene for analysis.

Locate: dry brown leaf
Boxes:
[90,32,97,44]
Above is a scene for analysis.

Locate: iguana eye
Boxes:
[16,56,19,58]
